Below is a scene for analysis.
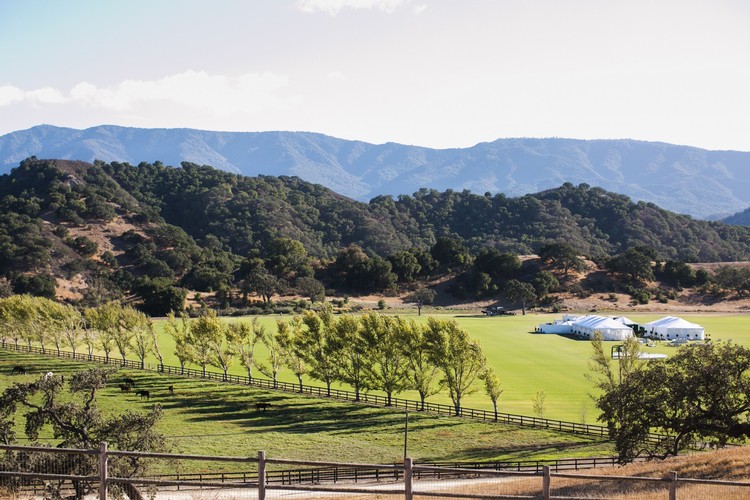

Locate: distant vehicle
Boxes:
[482,306,516,316]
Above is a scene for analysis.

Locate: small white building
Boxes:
[643,316,705,341]
[537,315,634,341]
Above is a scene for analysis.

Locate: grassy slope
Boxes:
[6,311,748,424]
[0,351,614,471]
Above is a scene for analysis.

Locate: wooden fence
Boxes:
[2,444,749,499]
[0,342,667,444]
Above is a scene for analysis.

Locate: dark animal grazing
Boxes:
[123,377,136,387]
[11,365,26,374]
[136,390,150,400]
[168,385,174,395]
[255,402,272,411]
[119,384,131,392]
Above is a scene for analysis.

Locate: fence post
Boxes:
[668,471,677,500]
[99,441,108,500]
[258,450,266,500]
[542,465,551,500]
[404,458,413,500]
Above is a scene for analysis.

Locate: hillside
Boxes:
[3,158,750,310]
[3,125,750,219]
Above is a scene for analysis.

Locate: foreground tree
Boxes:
[165,311,192,374]
[481,367,503,422]
[425,317,487,416]
[187,310,224,377]
[360,313,409,406]
[0,368,165,500]
[592,339,750,462]
[276,316,309,392]
[300,308,339,396]
[330,314,369,401]
[401,320,441,411]
[227,318,265,382]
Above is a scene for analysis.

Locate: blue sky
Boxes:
[1,0,749,150]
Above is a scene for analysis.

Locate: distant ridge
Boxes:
[2,124,750,219]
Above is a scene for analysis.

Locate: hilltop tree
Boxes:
[405,287,436,316]
[503,279,537,315]
[712,265,750,296]
[607,248,655,283]
[538,242,586,275]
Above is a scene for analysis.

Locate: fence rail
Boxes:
[1,342,668,445]
[2,444,749,500]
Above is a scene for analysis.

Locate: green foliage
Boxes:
[712,265,750,296]
[134,277,187,316]
[593,341,750,462]
[607,248,655,283]
[11,273,56,298]
[431,237,473,272]
[502,279,537,315]
[405,287,436,315]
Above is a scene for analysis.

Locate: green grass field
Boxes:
[5,310,749,425]
[0,350,615,470]
[147,311,750,422]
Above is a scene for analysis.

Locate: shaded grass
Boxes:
[0,350,615,473]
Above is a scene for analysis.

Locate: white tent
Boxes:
[572,315,634,341]
[537,315,634,340]
[643,316,705,341]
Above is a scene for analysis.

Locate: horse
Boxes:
[11,365,26,375]
[167,385,174,395]
[119,384,131,393]
[123,377,136,387]
[136,390,150,400]
[255,402,272,411]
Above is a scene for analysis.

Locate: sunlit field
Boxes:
[141,310,750,423]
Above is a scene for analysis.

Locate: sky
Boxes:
[1,0,749,151]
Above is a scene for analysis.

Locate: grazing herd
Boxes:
[7,365,273,413]
[10,366,166,402]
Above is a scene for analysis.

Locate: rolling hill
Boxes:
[2,125,750,219]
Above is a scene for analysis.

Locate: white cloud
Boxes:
[326,71,345,81]
[0,85,66,105]
[2,70,300,116]
[0,85,24,106]
[297,0,412,15]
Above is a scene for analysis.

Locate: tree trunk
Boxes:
[298,375,304,393]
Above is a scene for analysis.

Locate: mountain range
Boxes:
[2,124,750,220]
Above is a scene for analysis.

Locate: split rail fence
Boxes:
[2,444,750,499]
